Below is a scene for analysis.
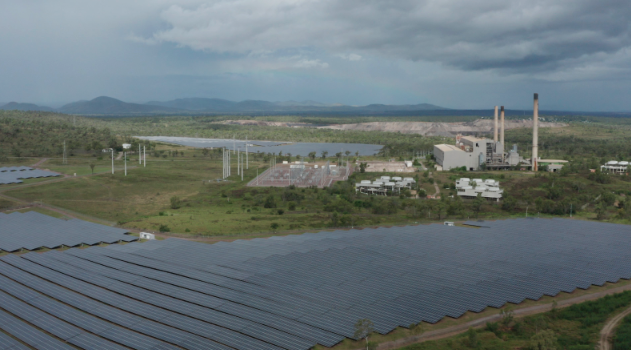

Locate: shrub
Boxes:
[277,209,284,215]
[170,196,181,209]
[270,222,279,230]
[158,224,170,232]
[264,195,277,208]
[288,202,296,211]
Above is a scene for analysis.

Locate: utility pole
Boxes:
[63,141,67,165]
[246,136,249,169]
[124,152,127,176]
[237,150,240,176]
[139,144,141,164]
[241,151,243,181]
[111,149,114,174]
[143,145,146,167]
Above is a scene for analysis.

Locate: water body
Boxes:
[136,136,383,157]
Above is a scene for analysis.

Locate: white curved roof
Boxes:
[608,161,619,165]
[619,161,629,166]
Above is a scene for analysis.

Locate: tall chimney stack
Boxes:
[493,106,499,142]
[500,106,505,148]
[532,93,539,171]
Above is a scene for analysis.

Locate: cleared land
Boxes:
[219,118,567,137]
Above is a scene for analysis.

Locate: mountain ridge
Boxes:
[2,96,449,115]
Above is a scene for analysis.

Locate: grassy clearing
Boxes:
[317,280,631,349]
[3,150,432,236]
[0,198,20,210]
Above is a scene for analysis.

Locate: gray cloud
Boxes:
[145,0,631,73]
[1,0,631,111]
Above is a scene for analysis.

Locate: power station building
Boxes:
[434,95,546,171]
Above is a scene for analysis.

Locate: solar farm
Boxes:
[1,217,631,349]
[0,167,60,185]
[248,162,351,188]
[0,211,136,252]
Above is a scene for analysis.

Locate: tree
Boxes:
[345,150,351,156]
[264,195,277,208]
[353,319,374,350]
[321,151,328,159]
[501,195,517,212]
[472,194,485,218]
[89,162,96,174]
[529,330,557,350]
[170,196,181,209]
[359,162,368,173]
[500,307,514,326]
[270,222,279,231]
[466,327,478,348]
[596,202,608,220]
[308,152,316,161]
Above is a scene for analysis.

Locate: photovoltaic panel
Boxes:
[0,166,60,185]
[0,211,136,252]
[1,218,631,349]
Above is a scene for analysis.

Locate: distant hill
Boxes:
[0,102,53,112]
[6,96,452,115]
[146,98,236,111]
[143,98,448,114]
[58,96,183,114]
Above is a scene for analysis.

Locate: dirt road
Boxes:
[369,283,631,350]
[429,171,440,197]
[599,305,631,350]
[31,158,48,167]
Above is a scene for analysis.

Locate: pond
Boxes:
[135,136,383,157]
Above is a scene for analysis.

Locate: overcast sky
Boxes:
[2,0,630,110]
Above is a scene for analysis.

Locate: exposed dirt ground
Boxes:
[321,119,567,137]
[219,119,566,137]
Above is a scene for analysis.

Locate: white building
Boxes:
[355,177,416,196]
[455,178,503,201]
[600,161,630,174]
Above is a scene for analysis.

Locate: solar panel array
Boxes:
[0,211,136,252]
[0,167,60,185]
[0,217,630,349]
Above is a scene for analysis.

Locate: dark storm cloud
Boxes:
[147,0,631,72]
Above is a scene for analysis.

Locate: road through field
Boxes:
[368,283,631,350]
[599,304,631,350]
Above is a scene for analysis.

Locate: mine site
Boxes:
[219,118,567,137]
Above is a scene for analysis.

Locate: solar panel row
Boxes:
[0,211,136,252]
[1,218,631,349]
[0,167,60,185]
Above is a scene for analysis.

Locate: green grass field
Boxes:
[8,155,413,236]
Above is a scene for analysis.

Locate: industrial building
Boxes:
[434,94,563,172]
